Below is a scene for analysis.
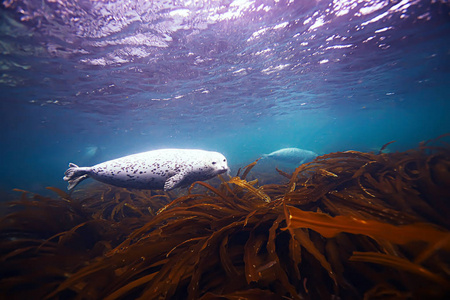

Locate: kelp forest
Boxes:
[1,136,449,299]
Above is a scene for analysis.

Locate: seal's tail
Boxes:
[63,163,90,190]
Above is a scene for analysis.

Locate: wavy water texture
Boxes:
[1,0,448,124]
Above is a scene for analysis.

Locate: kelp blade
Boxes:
[286,205,450,249]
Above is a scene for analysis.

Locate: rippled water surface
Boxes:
[1,0,449,194]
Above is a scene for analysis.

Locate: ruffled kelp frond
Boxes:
[1,138,449,299]
[285,205,450,248]
[228,177,271,203]
[349,251,449,286]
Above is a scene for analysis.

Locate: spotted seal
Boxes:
[63,149,229,191]
[262,147,318,165]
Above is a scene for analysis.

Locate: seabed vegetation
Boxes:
[1,136,450,299]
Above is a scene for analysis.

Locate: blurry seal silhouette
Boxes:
[262,147,318,165]
[63,149,229,191]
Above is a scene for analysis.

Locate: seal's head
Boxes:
[207,151,229,176]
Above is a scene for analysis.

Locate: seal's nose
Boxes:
[217,166,229,175]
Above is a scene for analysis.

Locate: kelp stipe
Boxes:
[0,137,449,299]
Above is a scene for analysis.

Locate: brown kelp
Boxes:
[1,137,449,299]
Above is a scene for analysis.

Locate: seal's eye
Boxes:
[212,161,216,165]
[223,159,226,162]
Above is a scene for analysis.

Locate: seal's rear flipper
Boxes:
[63,163,90,190]
[67,174,89,190]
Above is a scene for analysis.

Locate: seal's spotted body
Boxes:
[63,149,229,191]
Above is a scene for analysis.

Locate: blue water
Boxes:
[1,0,449,197]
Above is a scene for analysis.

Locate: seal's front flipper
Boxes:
[63,163,91,190]
[164,172,187,191]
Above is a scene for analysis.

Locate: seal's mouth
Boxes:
[217,167,229,176]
